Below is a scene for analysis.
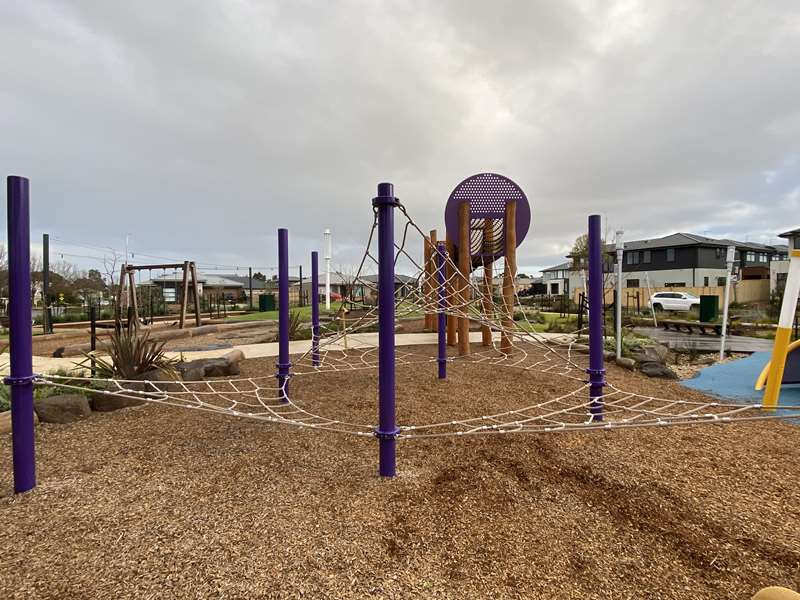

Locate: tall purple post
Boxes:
[5,176,36,493]
[373,182,399,477]
[436,242,447,379]
[587,214,606,422]
[276,228,291,402]
[311,250,320,367]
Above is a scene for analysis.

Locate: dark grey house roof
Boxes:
[779,228,800,239]
[541,261,571,272]
[614,233,779,253]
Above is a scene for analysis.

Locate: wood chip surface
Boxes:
[1,345,798,599]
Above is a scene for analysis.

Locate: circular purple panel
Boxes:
[444,173,531,258]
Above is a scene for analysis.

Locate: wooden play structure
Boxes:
[116,261,202,329]
[421,173,530,357]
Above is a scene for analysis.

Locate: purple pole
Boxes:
[436,242,447,379]
[5,176,36,493]
[587,214,606,422]
[276,228,291,402]
[311,250,320,367]
[373,182,399,477]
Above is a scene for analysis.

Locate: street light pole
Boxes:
[323,228,331,311]
[719,245,736,361]
[615,230,624,361]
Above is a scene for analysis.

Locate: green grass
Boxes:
[225,303,337,323]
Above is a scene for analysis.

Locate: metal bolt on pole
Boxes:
[5,175,36,493]
[373,183,399,477]
[587,214,606,422]
[311,251,320,367]
[276,229,292,402]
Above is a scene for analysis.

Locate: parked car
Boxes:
[648,291,700,312]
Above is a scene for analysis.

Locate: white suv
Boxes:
[648,291,700,312]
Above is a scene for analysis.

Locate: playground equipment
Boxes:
[117,261,201,329]
[759,229,800,406]
[6,175,800,494]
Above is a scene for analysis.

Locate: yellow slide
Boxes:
[755,339,800,391]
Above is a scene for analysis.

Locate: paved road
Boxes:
[634,327,774,353]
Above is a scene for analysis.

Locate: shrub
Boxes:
[81,327,178,379]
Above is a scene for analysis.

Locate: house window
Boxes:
[665,282,685,288]
[746,252,756,262]
[715,248,723,259]
[626,279,640,288]
[163,285,177,303]
[759,253,767,263]
[642,250,651,264]
[626,252,639,265]
[703,277,709,287]
[666,248,675,262]
[717,277,726,286]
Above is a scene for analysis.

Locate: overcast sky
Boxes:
[2,1,799,277]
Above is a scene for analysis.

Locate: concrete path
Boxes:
[17,331,575,376]
[634,327,774,353]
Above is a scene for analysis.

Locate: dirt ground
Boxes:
[1,344,799,599]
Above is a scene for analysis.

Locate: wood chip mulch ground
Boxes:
[1,344,799,599]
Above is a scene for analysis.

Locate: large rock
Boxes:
[639,360,679,379]
[631,343,671,364]
[176,350,244,380]
[34,394,91,424]
[92,369,182,411]
[0,409,39,434]
[615,357,636,370]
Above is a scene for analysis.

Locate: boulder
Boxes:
[638,360,679,379]
[90,388,145,412]
[33,394,91,424]
[615,357,636,370]
[176,351,244,380]
[0,409,39,434]
[572,344,590,354]
[631,343,671,364]
[91,369,182,411]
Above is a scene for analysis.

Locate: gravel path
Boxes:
[1,346,798,599]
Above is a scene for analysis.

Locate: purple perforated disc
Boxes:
[444,173,530,259]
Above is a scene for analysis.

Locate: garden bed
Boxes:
[0,345,798,598]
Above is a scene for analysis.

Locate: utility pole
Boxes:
[248,266,253,310]
[299,265,303,307]
[324,229,332,310]
[42,233,50,334]
[719,245,736,361]
[615,230,624,361]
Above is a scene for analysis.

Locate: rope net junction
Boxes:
[38,202,800,440]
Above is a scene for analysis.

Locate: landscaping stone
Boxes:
[631,343,671,364]
[176,350,245,380]
[572,344,590,354]
[638,360,679,379]
[33,394,91,424]
[0,409,38,434]
[615,357,636,370]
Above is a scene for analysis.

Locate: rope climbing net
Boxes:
[37,201,800,439]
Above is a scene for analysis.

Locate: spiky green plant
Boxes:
[81,327,178,380]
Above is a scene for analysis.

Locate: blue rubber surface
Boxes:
[681,352,800,419]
